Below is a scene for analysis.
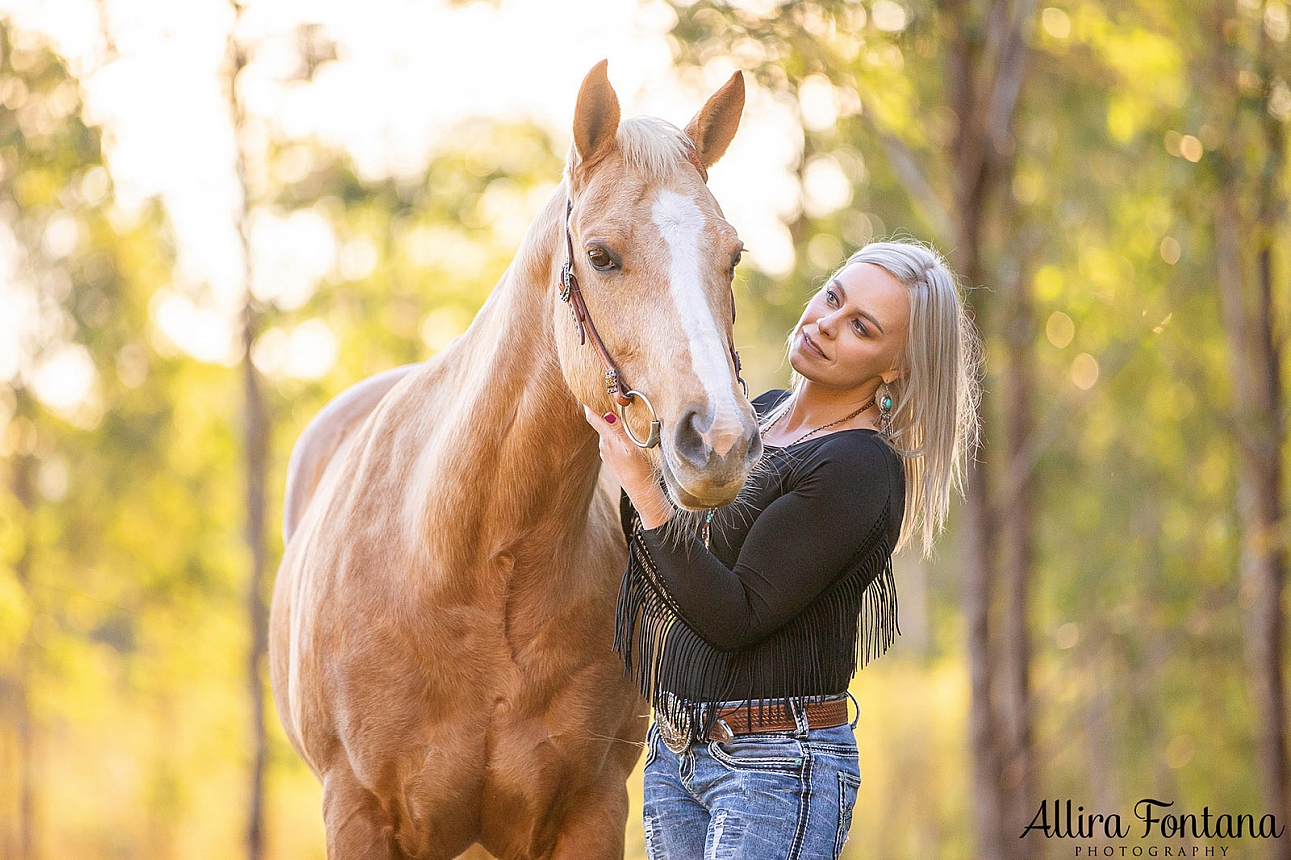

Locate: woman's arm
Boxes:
[638,436,893,651]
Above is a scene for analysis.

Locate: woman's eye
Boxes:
[852,318,868,336]
[826,289,838,304]
[587,249,615,270]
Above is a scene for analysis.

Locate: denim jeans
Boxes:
[641,695,862,860]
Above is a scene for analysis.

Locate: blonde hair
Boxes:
[762,238,984,559]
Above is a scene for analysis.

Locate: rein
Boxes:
[559,147,746,449]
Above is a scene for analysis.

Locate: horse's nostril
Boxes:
[673,406,709,467]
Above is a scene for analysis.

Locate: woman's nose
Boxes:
[817,311,842,337]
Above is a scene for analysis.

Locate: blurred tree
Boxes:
[1195,2,1290,857]
[222,3,271,857]
[0,17,179,859]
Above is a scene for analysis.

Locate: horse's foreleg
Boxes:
[323,771,406,860]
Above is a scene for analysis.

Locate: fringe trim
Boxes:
[613,498,901,746]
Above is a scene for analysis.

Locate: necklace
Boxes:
[699,396,875,548]
[765,398,874,447]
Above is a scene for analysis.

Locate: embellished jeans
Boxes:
[642,695,862,860]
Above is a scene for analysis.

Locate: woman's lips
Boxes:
[802,331,827,360]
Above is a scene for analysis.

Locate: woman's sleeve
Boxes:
[637,436,892,651]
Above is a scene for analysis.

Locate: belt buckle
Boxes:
[656,693,693,754]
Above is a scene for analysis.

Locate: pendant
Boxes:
[701,508,715,549]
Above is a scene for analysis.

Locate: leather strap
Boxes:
[706,697,849,741]
[683,143,709,183]
[560,200,634,407]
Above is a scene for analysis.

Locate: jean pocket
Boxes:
[707,733,804,771]
[834,769,862,857]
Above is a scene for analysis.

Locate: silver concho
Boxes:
[656,692,693,754]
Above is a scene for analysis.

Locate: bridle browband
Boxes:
[559,145,747,449]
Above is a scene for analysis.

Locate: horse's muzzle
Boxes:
[662,423,763,510]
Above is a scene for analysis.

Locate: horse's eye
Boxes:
[729,250,743,277]
[587,248,616,271]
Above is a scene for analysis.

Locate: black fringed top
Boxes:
[613,389,905,745]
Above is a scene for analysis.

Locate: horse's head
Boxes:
[556,60,762,510]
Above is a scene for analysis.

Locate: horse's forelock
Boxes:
[616,117,694,180]
[565,116,695,185]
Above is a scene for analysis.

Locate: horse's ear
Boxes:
[685,70,745,169]
[573,60,621,166]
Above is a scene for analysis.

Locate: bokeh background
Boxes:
[1,0,1289,858]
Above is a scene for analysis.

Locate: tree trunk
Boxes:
[943,5,1003,854]
[1248,28,1291,860]
[1209,6,1291,856]
[1084,632,1119,837]
[999,257,1037,860]
[241,309,270,860]
[1216,137,1291,860]
[961,454,1004,859]
[225,9,269,859]
[941,1,1036,855]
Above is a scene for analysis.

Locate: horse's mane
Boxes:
[566,116,693,181]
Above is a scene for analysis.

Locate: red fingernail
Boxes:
[604,413,617,424]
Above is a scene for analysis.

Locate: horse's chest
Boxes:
[393,548,618,672]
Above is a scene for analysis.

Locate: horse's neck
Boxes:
[412,187,604,555]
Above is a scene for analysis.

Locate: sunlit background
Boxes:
[1,0,1288,858]
[2,0,821,382]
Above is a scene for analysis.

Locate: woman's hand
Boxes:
[583,405,675,529]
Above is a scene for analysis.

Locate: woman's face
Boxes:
[788,261,911,392]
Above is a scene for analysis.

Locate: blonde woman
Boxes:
[585,239,982,859]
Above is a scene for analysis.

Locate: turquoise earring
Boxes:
[879,380,894,438]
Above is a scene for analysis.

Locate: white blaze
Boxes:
[651,189,743,455]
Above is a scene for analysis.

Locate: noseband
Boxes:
[559,148,747,449]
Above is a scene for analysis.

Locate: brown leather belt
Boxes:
[705,698,849,743]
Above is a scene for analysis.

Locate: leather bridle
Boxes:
[559,147,747,449]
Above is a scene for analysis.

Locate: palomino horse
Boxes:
[270,61,761,859]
